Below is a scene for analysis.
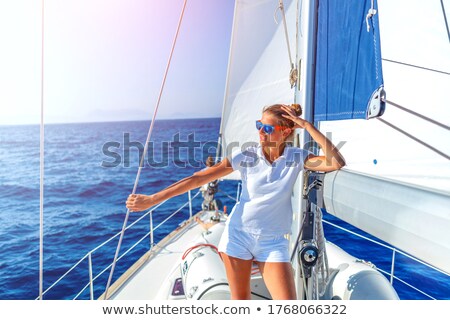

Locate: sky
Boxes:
[0,0,235,125]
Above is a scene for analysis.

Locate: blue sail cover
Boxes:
[314,0,383,121]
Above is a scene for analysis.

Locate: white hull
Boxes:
[104,210,398,300]
[324,242,398,300]
[105,211,270,300]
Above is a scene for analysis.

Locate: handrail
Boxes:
[37,183,448,300]
[322,219,450,300]
[322,219,450,277]
[376,268,436,300]
[37,190,201,300]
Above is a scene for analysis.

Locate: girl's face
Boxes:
[258,113,290,147]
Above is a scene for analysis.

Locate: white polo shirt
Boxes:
[226,145,312,236]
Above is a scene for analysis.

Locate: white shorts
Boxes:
[217,225,290,262]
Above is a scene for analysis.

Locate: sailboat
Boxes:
[39,0,450,300]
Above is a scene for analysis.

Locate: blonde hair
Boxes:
[262,104,302,129]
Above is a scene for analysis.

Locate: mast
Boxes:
[292,0,320,300]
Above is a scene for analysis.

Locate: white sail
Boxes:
[220,0,450,272]
[219,0,298,176]
[324,170,450,274]
[320,0,450,191]
[319,0,450,272]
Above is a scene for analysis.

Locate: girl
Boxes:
[126,104,345,299]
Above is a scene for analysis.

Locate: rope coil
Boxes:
[274,0,298,88]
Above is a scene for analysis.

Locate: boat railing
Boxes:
[38,182,448,300]
[322,219,449,300]
[37,189,201,300]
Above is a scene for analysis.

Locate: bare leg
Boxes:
[255,261,297,300]
[220,253,253,299]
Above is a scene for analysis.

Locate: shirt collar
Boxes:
[257,144,288,161]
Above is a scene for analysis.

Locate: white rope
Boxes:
[366,0,377,32]
[275,0,294,69]
[39,0,45,301]
[103,0,188,300]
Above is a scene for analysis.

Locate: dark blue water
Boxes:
[0,119,448,300]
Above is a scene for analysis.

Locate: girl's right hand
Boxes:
[126,194,154,212]
[280,105,310,129]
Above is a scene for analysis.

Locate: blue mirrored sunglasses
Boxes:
[255,120,286,134]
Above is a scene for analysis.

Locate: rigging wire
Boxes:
[295,0,301,89]
[298,0,303,38]
[39,0,45,301]
[383,99,450,131]
[440,0,450,43]
[376,118,450,161]
[216,0,238,162]
[103,0,188,300]
[382,58,450,76]
[217,189,237,202]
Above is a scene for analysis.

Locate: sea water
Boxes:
[0,119,448,300]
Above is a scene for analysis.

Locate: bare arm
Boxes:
[302,122,346,172]
[281,106,346,172]
[126,158,234,212]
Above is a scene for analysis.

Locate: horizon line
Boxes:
[0,116,222,127]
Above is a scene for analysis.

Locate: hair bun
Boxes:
[290,104,302,117]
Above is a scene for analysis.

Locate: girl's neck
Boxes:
[262,143,286,163]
